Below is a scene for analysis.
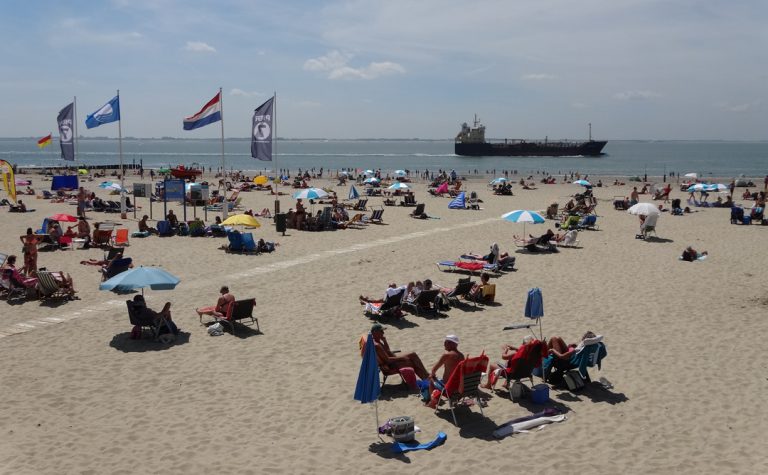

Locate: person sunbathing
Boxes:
[360,282,409,305]
[482,335,535,389]
[681,246,707,262]
[196,285,235,319]
[1,255,37,288]
[547,331,598,360]
[370,323,429,380]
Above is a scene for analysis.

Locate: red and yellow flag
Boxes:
[37,133,52,149]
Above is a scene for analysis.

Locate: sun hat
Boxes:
[371,323,384,333]
[445,334,459,345]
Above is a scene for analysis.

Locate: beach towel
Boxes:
[493,414,566,439]
[448,192,466,209]
[391,432,447,454]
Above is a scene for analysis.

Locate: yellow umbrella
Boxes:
[221,214,261,227]
[253,175,269,185]
[78,169,89,175]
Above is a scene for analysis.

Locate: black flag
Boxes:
[57,103,75,161]
[251,97,274,161]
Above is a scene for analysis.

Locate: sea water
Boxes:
[1,138,766,179]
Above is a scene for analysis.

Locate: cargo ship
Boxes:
[455,116,607,157]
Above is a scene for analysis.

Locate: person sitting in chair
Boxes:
[370,323,429,379]
[132,295,179,335]
[482,335,535,389]
[427,335,465,406]
[196,285,235,319]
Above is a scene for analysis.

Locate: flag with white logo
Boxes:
[251,96,274,161]
[85,96,120,129]
[57,102,75,160]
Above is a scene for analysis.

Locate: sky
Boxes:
[1,0,767,140]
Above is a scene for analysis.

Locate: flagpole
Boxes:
[273,91,279,206]
[117,89,126,218]
[219,87,227,219]
[73,96,79,164]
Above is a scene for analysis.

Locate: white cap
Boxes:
[445,334,460,345]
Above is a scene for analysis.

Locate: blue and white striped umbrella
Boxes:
[687,183,728,193]
[393,169,407,177]
[363,177,380,184]
[573,179,591,186]
[363,169,375,176]
[388,182,410,190]
[348,185,359,200]
[489,177,508,185]
[501,210,546,224]
[292,188,329,200]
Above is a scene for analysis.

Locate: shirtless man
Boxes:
[428,335,465,399]
[370,324,429,379]
[196,285,236,321]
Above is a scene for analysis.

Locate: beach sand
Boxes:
[1,172,767,474]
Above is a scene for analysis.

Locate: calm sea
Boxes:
[1,138,767,179]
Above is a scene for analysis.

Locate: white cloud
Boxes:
[719,100,760,113]
[613,90,661,100]
[521,73,556,80]
[184,41,216,53]
[304,50,405,80]
[229,88,262,98]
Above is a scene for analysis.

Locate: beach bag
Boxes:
[563,370,585,391]
[399,367,418,391]
[207,322,224,336]
[510,381,529,402]
[389,416,416,442]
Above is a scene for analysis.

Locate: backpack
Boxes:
[563,370,585,391]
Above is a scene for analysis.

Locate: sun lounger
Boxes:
[435,353,489,426]
[209,298,259,335]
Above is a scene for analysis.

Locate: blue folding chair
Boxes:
[226,231,244,252]
[157,220,173,237]
[241,232,257,253]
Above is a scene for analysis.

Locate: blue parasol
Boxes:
[348,185,360,200]
[354,333,381,434]
[99,266,180,294]
[524,287,544,339]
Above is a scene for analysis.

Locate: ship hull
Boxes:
[455,140,607,157]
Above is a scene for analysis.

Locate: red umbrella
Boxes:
[49,213,78,222]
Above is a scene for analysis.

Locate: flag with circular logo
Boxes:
[251,96,274,161]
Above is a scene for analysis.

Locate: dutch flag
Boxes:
[183,92,222,130]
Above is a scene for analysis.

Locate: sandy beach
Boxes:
[1,171,767,475]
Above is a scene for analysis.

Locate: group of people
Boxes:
[368,324,602,407]
[0,254,76,298]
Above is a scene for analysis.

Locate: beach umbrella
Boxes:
[253,175,269,185]
[573,179,591,187]
[99,266,180,294]
[393,170,407,177]
[354,333,381,435]
[221,214,261,227]
[49,213,78,222]
[684,172,698,179]
[363,169,375,176]
[292,187,329,200]
[159,167,170,174]
[524,287,544,339]
[348,185,360,200]
[78,169,89,175]
[501,209,545,238]
[388,182,410,190]
[708,183,729,193]
[489,177,508,185]
[363,177,380,185]
[627,202,661,216]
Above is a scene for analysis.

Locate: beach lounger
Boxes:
[400,195,417,207]
[0,268,27,301]
[556,230,580,248]
[543,336,607,387]
[346,213,367,229]
[495,339,547,401]
[92,229,113,248]
[126,300,166,341]
[369,207,384,224]
[102,257,133,280]
[410,203,427,219]
[352,198,368,211]
[210,298,259,335]
[435,353,489,426]
[404,289,440,316]
[577,214,599,230]
[443,278,476,307]
[363,289,406,320]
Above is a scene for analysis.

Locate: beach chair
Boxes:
[35,218,50,235]
[353,198,368,211]
[157,220,174,237]
[556,230,580,248]
[400,195,417,207]
[357,334,409,387]
[363,289,406,320]
[225,231,244,252]
[0,268,27,301]
[211,298,259,335]
[102,257,133,280]
[111,228,129,247]
[346,213,367,229]
[410,203,426,219]
[92,229,113,248]
[36,271,74,301]
[404,289,440,315]
[104,247,125,262]
[496,339,547,401]
[559,214,580,230]
[543,337,607,388]
[443,278,476,307]
[435,353,489,426]
[126,300,162,340]
[369,207,385,224]
[241,232,258,253]
[577,214,598,230]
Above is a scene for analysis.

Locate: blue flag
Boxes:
[85,96,120,129]
[251,96,274,161]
